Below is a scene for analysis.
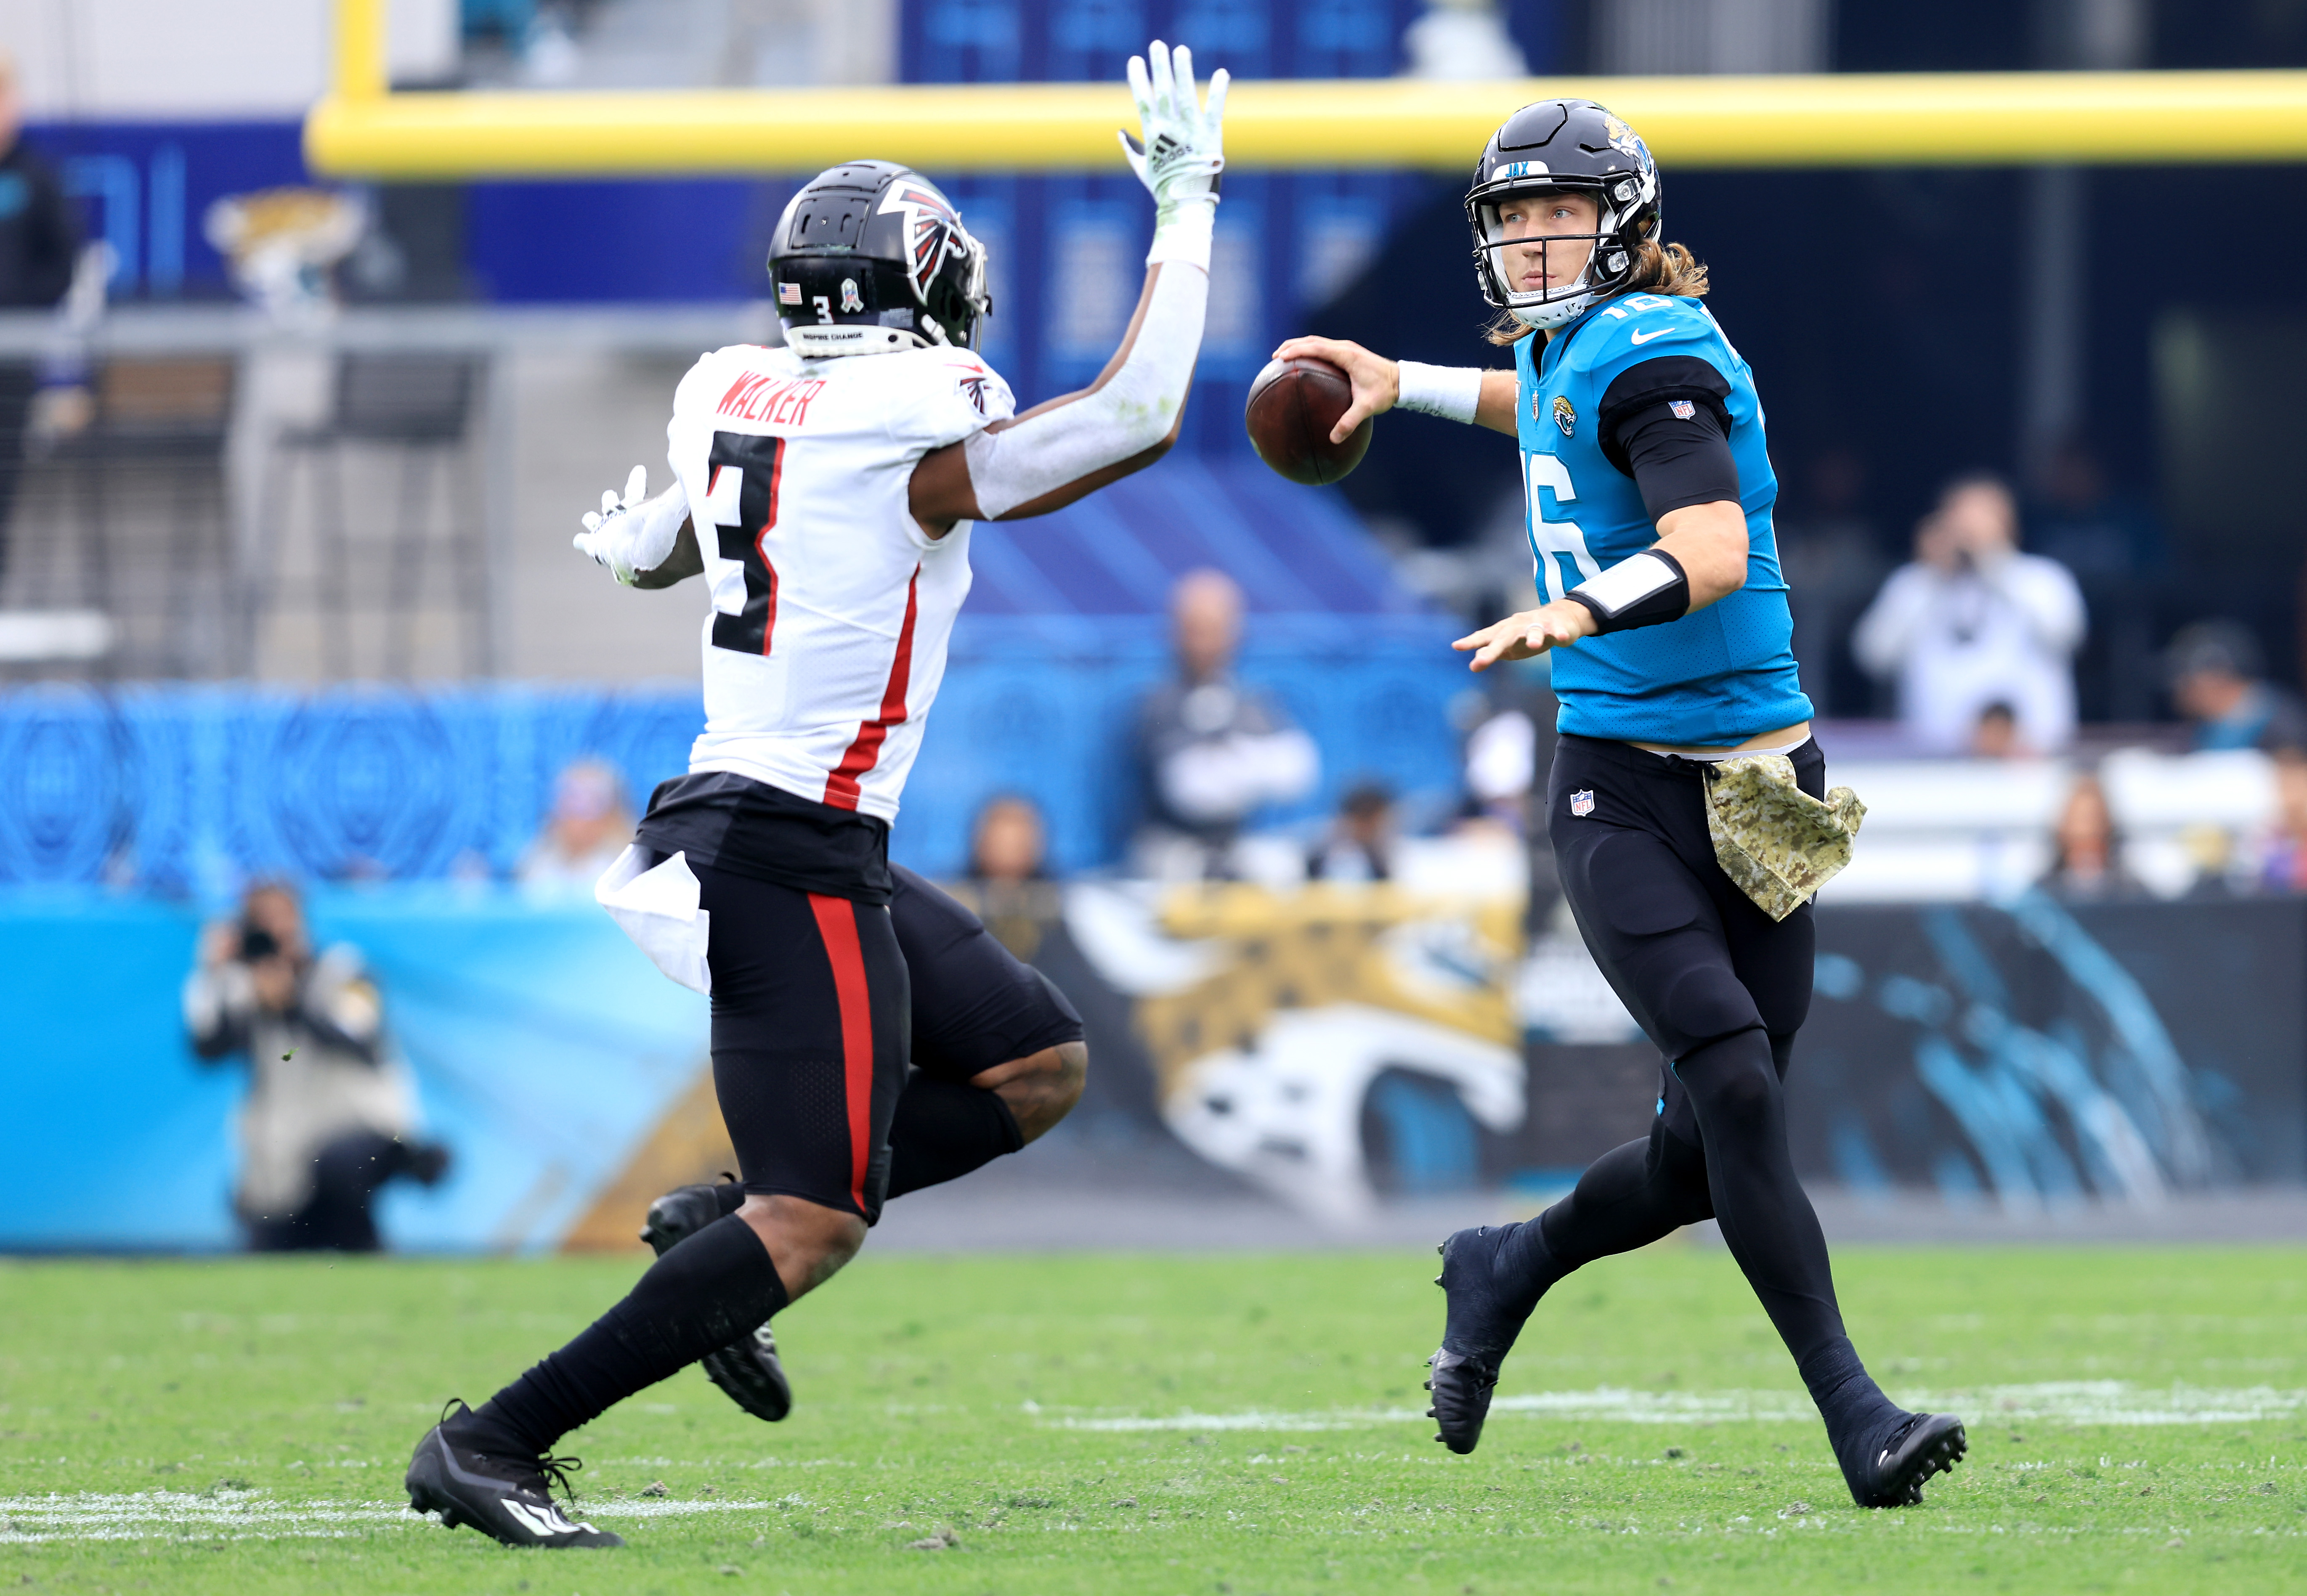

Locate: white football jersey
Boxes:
[665,341,1017,823]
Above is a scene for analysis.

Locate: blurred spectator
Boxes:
[1970,702,2023,760]
[515,757,633,889]
[0,49,80,584]
[1777,447,1890,717]
[969,792,1049,883]
[1308,781,1396,883]
[2030,437,2164,581]
[2037,771,2142,901]
[184,880,448,1251]
[1133,569,1319,880]
[2258,753,2307,893]
[2164,620,2307,756]
[962,793,1055,960]
[1853,473,2085,754]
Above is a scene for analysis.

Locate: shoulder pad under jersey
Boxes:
[1563,294,1722,380]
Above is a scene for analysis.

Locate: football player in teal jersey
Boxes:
[1277,99,1966,1509]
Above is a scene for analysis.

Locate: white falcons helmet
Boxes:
[1465,100,1663,332]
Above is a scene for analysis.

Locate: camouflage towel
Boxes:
[1700,753,1866,922]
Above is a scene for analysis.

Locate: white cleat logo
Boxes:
[501,1499,592,1538]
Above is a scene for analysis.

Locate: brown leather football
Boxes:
[1244,355,1372,486]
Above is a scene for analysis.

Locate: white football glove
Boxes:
[572,464,683,586]
[1118,40,1227,268]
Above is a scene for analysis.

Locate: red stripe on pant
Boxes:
[807,893,875,1215]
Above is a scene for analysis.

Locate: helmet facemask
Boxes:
[1470,174,1653,331]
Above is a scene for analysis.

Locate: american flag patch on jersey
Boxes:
[1669,399,1696,420]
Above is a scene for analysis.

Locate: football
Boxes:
[1244,355,1372,486]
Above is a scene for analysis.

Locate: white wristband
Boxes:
[1147,196,1215,270]
[1394,361,1484,426]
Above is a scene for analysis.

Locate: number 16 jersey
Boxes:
[1514,293,1811,747]
[664,340,1017,825]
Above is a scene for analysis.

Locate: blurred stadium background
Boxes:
[4,0,2307,1255]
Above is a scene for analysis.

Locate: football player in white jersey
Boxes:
[406,42,1227,1550]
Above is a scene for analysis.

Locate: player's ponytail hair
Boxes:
[1482,239,1712,347]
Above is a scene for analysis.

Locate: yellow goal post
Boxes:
[308,0,2307,178]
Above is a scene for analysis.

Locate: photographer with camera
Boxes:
[183,880,449,1251]
[1853,472,2085,755]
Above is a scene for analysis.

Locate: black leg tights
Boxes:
[1537,1118,1713,1272]
[1523,1031,1794,1282]
[1523,1025,1898,1456]
[1516,736,1908,1484]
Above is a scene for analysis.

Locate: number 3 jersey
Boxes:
[1513,293,1812,747]
[634,341,1016,903]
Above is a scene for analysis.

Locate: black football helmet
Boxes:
[768,160,991,357]
[1464,100,1662,331]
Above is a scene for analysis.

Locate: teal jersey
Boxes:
[1514,292,1812,745]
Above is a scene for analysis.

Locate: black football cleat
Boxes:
[406,1402,622,1548]
[1425,1347,1501,1455]
[1848,1411,1967,1508]
[1423,1222,1545,1455]
[641,1182,793,1424]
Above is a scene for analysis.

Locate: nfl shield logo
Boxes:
[1669,399,1696,420]
[1571,788,1596,817]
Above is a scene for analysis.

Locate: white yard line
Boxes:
[0,1492,783,1544]
[1049,1382,2307,1432]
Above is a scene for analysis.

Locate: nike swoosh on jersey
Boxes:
[1629,327,1671,345]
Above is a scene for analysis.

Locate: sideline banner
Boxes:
[0,884,2296,1252]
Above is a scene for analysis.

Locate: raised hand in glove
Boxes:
[572,464,686,586]
[1118,40,1228,267]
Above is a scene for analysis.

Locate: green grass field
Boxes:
[1,1243,2301,1594]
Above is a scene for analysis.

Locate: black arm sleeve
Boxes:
[1596,355,1740,521]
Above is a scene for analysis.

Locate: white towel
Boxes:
[595,844,713,995]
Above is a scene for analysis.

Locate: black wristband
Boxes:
[1565,548,1691,634]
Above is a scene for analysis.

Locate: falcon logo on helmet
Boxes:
[768,160,993,359]
[1465,99,1663,333]
[879,179,968,305]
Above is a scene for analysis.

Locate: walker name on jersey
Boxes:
[718,373,828,427]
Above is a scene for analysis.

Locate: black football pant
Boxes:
[463,863,1087,1457]
[699,861,1087,1220]
[1539,734,1857,1397]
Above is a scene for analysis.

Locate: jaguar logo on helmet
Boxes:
[1603,115,1646,162]
[878,180,969,306]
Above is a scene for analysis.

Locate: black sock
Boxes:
[1803,1336,1906,1481]
[456,1213,789,1457]
[884,1072,1024,1200]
